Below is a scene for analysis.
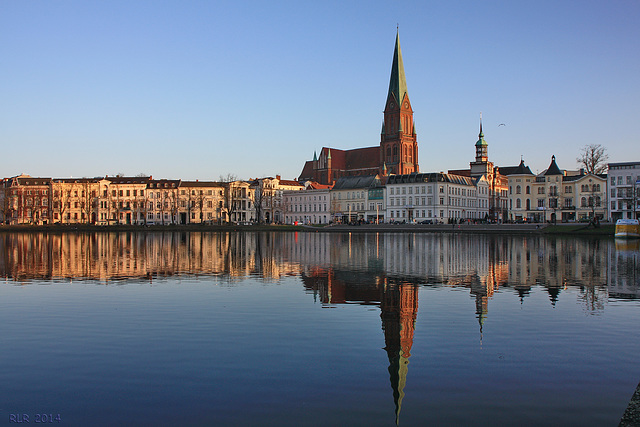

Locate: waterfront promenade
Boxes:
[0,221,616,236]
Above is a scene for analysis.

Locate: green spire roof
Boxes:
[475,120,487,147]
[313,151,317,162]
[386,30,408,106]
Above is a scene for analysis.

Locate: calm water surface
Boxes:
[0,231,639,426]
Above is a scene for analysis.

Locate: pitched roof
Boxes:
[180,181,225,187]
[298,160,315,181]
[544,155,563,175]
[387,172,476,186]
[279,179,303,187]
[332,175,381,190]
[500,160,534,176]
[306,181,333,190]
[344,147,380,171]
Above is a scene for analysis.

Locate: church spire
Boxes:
[380,29,418,176]
[475,112,488,163]
[386,30,408,106]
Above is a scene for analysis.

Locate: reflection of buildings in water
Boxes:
[504,236,609,309]
[300,267,418,425]
[0,232,614,313]
[608,239,640,298]
[0,232,306,282]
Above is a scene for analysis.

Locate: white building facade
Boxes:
[608,162,640,221]
[385,173,489,223]
[283,188,331,225]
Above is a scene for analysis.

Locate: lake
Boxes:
[1,231,639,426]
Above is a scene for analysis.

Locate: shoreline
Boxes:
[0,222,616,236]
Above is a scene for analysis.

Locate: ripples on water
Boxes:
[0,231,639,426]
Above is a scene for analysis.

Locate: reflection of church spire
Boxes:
[380,280,418,425]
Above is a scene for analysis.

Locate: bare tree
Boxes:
[52,182,71,224]
[219,173,238,183]
[252,185,264,223]
[79,181,96,224]
[219,174,239,224]
[1,186,14,224]
[194,190,206,224]
[577,144,609,175]
[169,191,179,225]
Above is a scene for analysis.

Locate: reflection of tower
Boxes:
[380,279,418,425]
[468,273,493,345]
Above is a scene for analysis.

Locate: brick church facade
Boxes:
[298,31,418,185]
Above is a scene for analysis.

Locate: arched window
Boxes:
[386,147,391,160]
[581,197,587,207]
[516,185,521,194]
[516,199,521,208]
[526,186,530,194]
[526,199,531,210]
[393,145,398,162]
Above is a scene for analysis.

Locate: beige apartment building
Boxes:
[178,181,226,224]
[92,176,150,225]
[251,175,304,223]
[507,156,607,223]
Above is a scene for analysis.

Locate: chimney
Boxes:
[276,175,281,180]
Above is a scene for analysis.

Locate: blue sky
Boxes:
[2,0,639,181]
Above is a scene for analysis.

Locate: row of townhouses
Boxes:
[0,174,303,226]
[1,158,637,226]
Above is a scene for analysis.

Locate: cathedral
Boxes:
[298,31,418,185]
